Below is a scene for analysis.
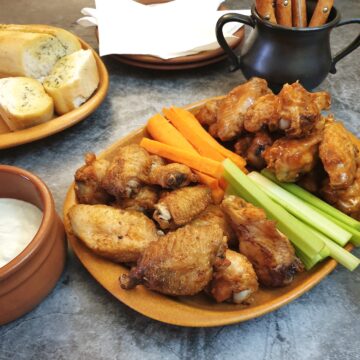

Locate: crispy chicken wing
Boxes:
[263,130,323,182]
[277,82,330,138]
[209,249,259,304]
[244,93,282,133]
[221,196,303,287]
[319,119,358,189]
[117,186,159,213]
[120,224,228,296]
[215,77,271,141]
[68,204,158,263]
[235,131,274,170]
[148,162,198,189]
[102,144,152,199]
[244,82,330,137]
[153,185,212,229]
[194,99,219,127]
[191,205,237,247]
[321,160,360,219]
[74,153,111,205]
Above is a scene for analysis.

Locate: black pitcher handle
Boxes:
[216,13,255,72]
[330,18,360,74]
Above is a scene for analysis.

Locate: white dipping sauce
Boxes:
[0,198,43,268]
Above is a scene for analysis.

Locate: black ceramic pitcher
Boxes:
[216,1,360,91]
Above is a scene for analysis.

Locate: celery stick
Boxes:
[223,159,329,260]
[295,248,325,270]
[248,172,352,246]
[262,169,360,230]
[307,227,360,271]
[308,204,360,247]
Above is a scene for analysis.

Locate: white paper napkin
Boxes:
[77,0,250,59]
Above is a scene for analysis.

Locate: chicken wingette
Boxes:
[68,204,158,263]
[120,223,228,296]
[116,186,159,213]
[209,249,259,304]
[153,185,212,229]
[319,118,358,189]
[221,196,303,287]
[102,144,152,199]
[74,153,111,205]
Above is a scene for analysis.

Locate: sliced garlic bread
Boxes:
[0,27,81,82]
[0,77,54,131]
[0,24,81,55]
[43,49,99,115]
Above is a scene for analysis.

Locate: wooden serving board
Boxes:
[63,98,353,327]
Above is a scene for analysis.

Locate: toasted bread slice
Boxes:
[0,77,54,131]
[0,25,81,81]
[43,49,99,114]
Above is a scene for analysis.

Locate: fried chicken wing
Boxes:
[74,153,111,205]
[148,162,198,189]
[120,224,228,296]
[244,93,282,133]
[117,186,159,213]
[153,185,212,229]
[209,249,259,304]
[263,130,323,182]
[277,82,330,138]
[194,99,219,127]
[68,204,158,263]
[191,205,237,247]
[244,82,330,137]
[221,196,303,287]
[319,119,358,189]
[102,144,152,198]
[215,77,271,141]
[321,160,360,219]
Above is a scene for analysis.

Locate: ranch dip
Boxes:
[0,198,43,268]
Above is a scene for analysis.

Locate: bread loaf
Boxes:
[0,25,81,82]
[43,49,99,115]
[0,77,54,130]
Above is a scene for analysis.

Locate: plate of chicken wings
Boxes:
[63,78,359,327]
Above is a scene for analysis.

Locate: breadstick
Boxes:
[275,0,292,27]
[256,0,277,23]
[292,0,307,27]
[309,0,333,27]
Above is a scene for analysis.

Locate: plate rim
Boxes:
[63,97,353,327]
[0,36,109,150]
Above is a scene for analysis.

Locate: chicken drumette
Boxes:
[209,249,259,304]
[263,130,323,182]
[153,185,212,230]
[120,224,228,296]
[221,196,303,287]
[68,204,158,263]
[74,153,111,205]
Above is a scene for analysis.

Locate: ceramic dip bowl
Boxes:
[0,165,66,325]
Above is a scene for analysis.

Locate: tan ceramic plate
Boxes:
[63,98,353,327]
[0,38,109,150]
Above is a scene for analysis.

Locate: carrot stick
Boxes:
[147,113,195,152]
[146,113,225,202]
[140,138,223,179]
[163,108,225,162]
[164,106,247,172]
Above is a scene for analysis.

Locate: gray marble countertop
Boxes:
[1,0,360,359]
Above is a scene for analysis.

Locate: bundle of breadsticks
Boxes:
[256,0,334,27]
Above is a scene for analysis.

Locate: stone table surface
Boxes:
[1,0,360,359]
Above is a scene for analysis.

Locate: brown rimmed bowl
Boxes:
[0,165,66,325]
